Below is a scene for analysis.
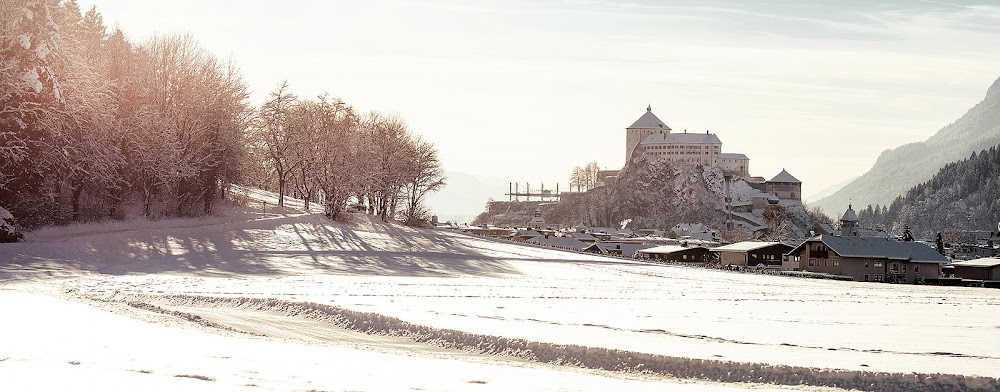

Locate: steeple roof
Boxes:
[841,204,859,222]
[628,105,672,130]
[768,169,801,184]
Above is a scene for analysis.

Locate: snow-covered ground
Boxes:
[2,188,999,391]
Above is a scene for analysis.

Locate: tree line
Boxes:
[248,83,444,224]
[0,0,444,233]
[854,144,1000,239]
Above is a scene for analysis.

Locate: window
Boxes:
[915,265,919,273]
[874,274,882,282]
[874,261,882,268]
[833,259,839,267]
[890,263,899,272]
[864,274,869,282]
[865,260,869,268]
[808,258,814,266]
[902,264,907,273]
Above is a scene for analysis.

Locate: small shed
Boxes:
[711,241,793,267]
[637,245,711,262]
[949,258,1000,281]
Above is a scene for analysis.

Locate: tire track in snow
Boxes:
[83,292,1000,392]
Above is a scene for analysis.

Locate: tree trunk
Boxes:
[71,179,84,222]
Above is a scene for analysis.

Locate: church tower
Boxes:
[625,105,671,162]
[840,204,859,237]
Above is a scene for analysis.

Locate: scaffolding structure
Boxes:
[506,182,561,201]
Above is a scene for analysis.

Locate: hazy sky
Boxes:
[78,0,1000,204]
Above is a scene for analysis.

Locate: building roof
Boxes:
[841,205,858,222]
[637,245,706,255]
[628,106,672,130]
[950,257,1000,268]
[527,236,602,252]
[718,153,749,160]
[768,169,801,184]
[599,243,656,256]
[515,229,542,238]
[641,132,722,145]
[710,241,788,252]
[789,235,947,263]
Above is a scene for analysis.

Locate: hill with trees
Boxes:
[813,75,1000,216]
[476,153,831,242]
[854,144,1000,239]
[0,0,443,239]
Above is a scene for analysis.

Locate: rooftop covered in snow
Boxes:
[767,169,801,184]
[628,105,671,130]
[719,153,749,160]
[788,235,947,263]
[641,132,722,145]
[710,241,785,253]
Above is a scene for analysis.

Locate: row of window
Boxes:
[805,259,920,273]
[807,258,839,267]
[647,151,711,155]
[646,145,720,150]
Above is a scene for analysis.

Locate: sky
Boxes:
[76,0,1000,211]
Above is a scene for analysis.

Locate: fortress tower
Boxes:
[625,105,671,162]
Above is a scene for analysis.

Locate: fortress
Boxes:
[625,105,750,176]
[622,105,801,202]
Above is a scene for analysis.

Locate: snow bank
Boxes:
[91,292,1000,392]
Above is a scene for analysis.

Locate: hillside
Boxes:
[813,76,1000,215]
[854,144,1000,238]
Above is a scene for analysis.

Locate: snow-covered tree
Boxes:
[256,82,300,208]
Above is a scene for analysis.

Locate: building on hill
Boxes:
[765,169,802,201]
[718,153,750,177]
[624,106,750,176]
[625,105,672,162]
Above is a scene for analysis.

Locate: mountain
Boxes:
[803,176,858,204]
[423,171,504,223]
[854,144,1000,239]
[812,76,1000,215]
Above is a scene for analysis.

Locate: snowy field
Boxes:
[2,188,999,391]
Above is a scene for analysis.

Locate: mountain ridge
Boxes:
[812,75,1000,215]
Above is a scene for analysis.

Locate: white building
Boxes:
[625,106,750,176]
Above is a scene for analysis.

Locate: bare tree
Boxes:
[257,82,300,207]
[401,137,446,225]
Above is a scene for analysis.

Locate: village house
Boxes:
[710,241,794,268]
[599,242,656,258]
[637,245,712,262]
[785,205,946,283]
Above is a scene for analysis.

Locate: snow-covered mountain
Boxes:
[813,75,1000,215]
